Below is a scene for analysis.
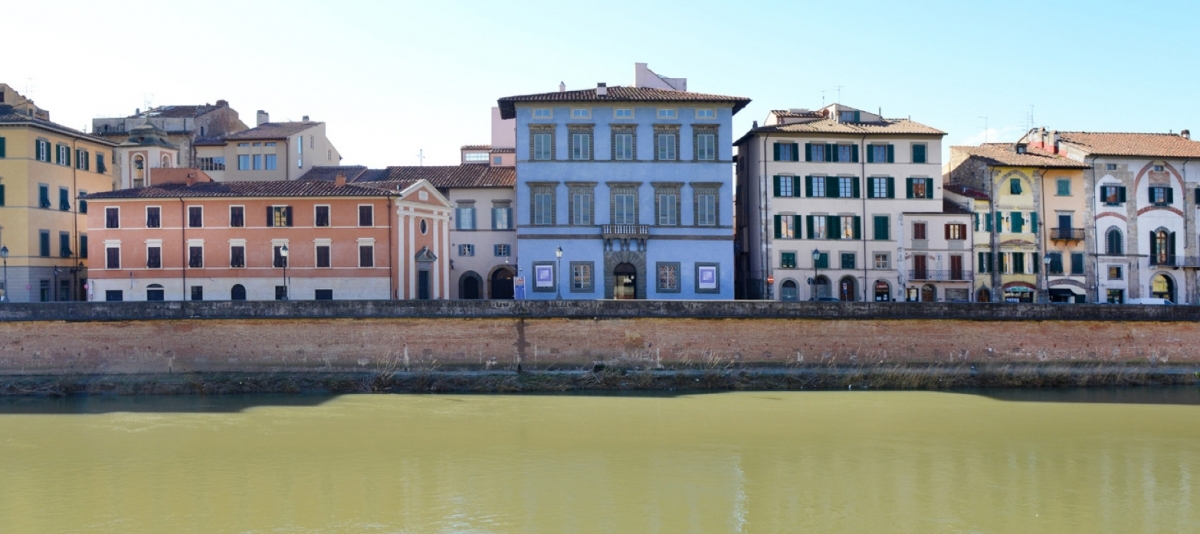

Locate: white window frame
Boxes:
[570,108,591,119]
[874,253,890,269]
[105,206,120,229]
[533,133,552,161]
[614,133,634,160]
[229,205,245,228]
[358,204,375,227]
[145,239,163,269]
[314,238,332,269]
[532,108,552,119]
[187,239,205,269]
[104,240,121,270]
[696,133,715,161]
[145,205,162,229]
[230,239,247,268]
[657,108,677,119]
[811,176,826,198]
[313,204,331,227]
[571,133,590,160]
[696,108,715,119]
[357,238,376,268]
[614,108,633,119]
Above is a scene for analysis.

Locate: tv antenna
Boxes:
[979,116,989,143]
[835,85,843,104]
[417,149,425,166]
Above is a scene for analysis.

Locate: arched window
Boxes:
[161,154,171,168]
[231,284,246,301]
[133,155,145,187]
[1151,228,1174,266]
[1105,227,1122,255]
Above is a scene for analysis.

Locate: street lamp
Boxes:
[280,244,289,300]
[1043,254,1053,303]
[811,248,821,300]
[0,246,8,303]
[555,246,563,300]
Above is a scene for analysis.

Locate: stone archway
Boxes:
[780,279,799,301]
[459,271,483,300]
[1151,273,1175,302]
[489,267,515,299]
[613,263,638,299]
[838,276,857,302]
[977,287,991,303]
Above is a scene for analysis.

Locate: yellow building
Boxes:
[0,85,116,302]
[947,142,1090,302]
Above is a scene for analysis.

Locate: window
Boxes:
[188,246,203,268]
[238,142,250,148]
[191,286,203,301]
[273,245,288,268]
[696,133,716,160]
[696,109,715,119]
[532,186,555,225]
[458,244,475,256]
[1047,252,1064,274]
[35,139,50,162]
[358,205,374,227]
[315,245,330,268]
[1056,179,1071,196]
[810,175,827,198]
[230,206,245,228]
[874,253,889,269]
[532,132,553,160]
[455,206,475,230]
[38,231,50,257]
[656,133,677,160]
[1108,265,1123,280]
[492,205,512,229]
[464,152,489,163]
[230,245,246,268]
[56,144,70,166]
[0,184,5,206]
[59,232,71,257]
[494,244,511,257]
[838,176,856,198]
[39,184,50,208]
[614,133,634,160]
[276,286,289,300]
[188,206,203,228]
[1105,227,1123,255]
[253,154,262,171]
[869,144,891,163]
[106,246,120,269]
[838,145,853,163]
[1106,163,1118,171]
[978,252,992,273]
[840,253,855,270]
[695,187,718,226]
[314,206,329,227]
[814,252,829,269]
[265,154,277,170]
[197,157,225,171]
[571,262,593,291]
[533,108,551,119]
[237,154,250,170]
[907,178,934,199]
[657,108,677,119]
[612,188,638,224]
[75,149,89,170]
[780,252,797,268]
[774,175,797,197]
[147,245,162,269]
[78,192,87,214]
[567,187,593,226]
[105,289,123,302]
[946,223,966,240]
[839,216,858,239]
[911,144,927,164]
[913,222,927,240]
[1107,289,1124,304]
[810,216,827,239]
[1150,229,1175,266]
[359,244,374,267]
[106,207,120,228]
[268,206,292,227]
[1150,186,1172,205]
[656,262,680,292]
[774,214,798,239]
[96,153,107,174]
[146,207,161,228]
[315,289,333,300]
[873,215,889,240]
[1071,252,1085,275]
[570,108,590,119]
[839,110,857,122]
[570,132,591,160]
[1010,179,1023,195]
[1153,164,1164,172]
[656,189,679,226]
[808,143,826,162]
[1101,184,1126,205]
[79,235,87,259]
[869,177,893,199]
[776,143,797,162]
[615,109,632,119]
[58,187,70,211]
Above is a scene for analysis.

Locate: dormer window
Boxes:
[1016,144,1027,154]
[838,110,856,123]
[1154,164,1165,172]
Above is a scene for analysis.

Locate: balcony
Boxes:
[1149,255,1179,267]
[601,224,650,239]
[1049,228,1085,242]
[908,269,967,281]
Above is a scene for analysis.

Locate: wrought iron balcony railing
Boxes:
[1049,228,1085,241]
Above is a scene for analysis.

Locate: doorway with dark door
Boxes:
[418,270,431,300]
[459,271,482,300]
[614,263,637,299]
[490,268,514,299]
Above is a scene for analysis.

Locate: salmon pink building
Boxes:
[84,174,451,301]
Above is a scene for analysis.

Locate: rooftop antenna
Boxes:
[1028,105,1035,131]
[416,149,425,166]
[24,78,32,99]
[835,85,843,104]
[979,116,989,143]
[821,90,825,106]
[143,93,155,112]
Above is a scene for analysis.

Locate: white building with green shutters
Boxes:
[734,103,970,301]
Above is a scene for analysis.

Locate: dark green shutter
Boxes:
[1195,188,1200,204]
[874,216,888,240]
[974,213,979,231]
[826,144,835,162]
[905,178,914,199]
[793,215,803,237]
[64,147,70,167]
[792,176,802,196]
[773,143,781,161]
[852,177,860,198]
[1012,212,1024,233]
[773,215,782,238]
[0,184,4,206]
[978,252,986,272]
[887,144,895,163]
[806,215,815,239]
[1166,187,1174,204]
[267,207,274,227]
[790,143,800,161]
[773,176,781,197]
[827,215,840,240]
[851,144,859,163]
[826,176,838,198]
[925,178,935,198]
[805,143,812,162]
[985,212,992,231]
[853,216,861,240]
[995,212,1002,232]
[853,111,861,122]
[805,176,814,197]
[886,177,895,198]
[1169,232,1177,260]
[1032,253,1039,274]
[1030,211,1038,233]
[866,145,875,163]
[866,178,875,199]
[1118,186,1127,203]
[0,137,5,158]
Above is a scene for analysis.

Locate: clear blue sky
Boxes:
[7,0,1198,168]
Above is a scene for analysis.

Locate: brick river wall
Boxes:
[0,301,1197,375]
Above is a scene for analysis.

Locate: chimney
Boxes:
[752,120,758,129]
[135,108,140,116]
[256,110,269,126]
[1183,129,1191,140]
[334,173,347,187]
[185,172,198,187]
[302,115,310,122]
[597,83,607,97]
[558,81,566,93]
[1050,130,1060,154]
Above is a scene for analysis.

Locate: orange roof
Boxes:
[1057,132,1200,158]
[951,143,1090,168]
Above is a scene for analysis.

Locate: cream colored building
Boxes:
[195,111,341,182]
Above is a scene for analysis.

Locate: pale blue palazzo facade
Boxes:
[498,88,749,300]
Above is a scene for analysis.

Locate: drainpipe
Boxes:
[179,197,186,301]
[859,133,868,301]
[988,165,998,299]
[1039,167,1048,302]
[1182,158,1192,304]
[388,194,396,300]
[71,138,79,301]
[1088,155,1100,303]
[761,133,771,300]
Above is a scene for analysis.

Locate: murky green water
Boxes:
[1,389,1198,533]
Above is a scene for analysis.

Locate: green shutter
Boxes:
[805,176,814,197]
[794,215,803,237]
[1169,231,1177,259]
[773,176,781,197]
[995,212,1003,232]
[866,145,875,163]
[874,216,888,240]
[853,216,861,240]
[827,215,840,240]
[1012,212,1024,233]
[886,177,895,198]
[925,178,935,198]
[826,144,835,162]
[774,215,782,238]
[1119,186,1127,203]
[866,178,875,199]
[978,252,986,272]
[806,215,815,239]
[852,177,860,198]
[804,143,812,162]
[985,212,993,231]
[887,144,895,163]
[0,137,5,158]
[905,178,913,198]
[1167,187,1174,204]
[793,176,802,196]
[1032,253,1039,274]
[851,144,859,163]
[853,111,861,122]
[826,176,838,198]
[973,213,979,231]
[1030,211,1038,233]
[790,143,800,161]
[773,143,781,161]
[0,184,4,206]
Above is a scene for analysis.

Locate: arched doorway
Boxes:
[459,271,483,300]
[614,263,637,299]
[977,287,991,302]
[838,276,856,302]
[490,268,514,299]
[146,284,165,301]
[873,280,890,302]
[1151,273,1175,302]
[921,284,936,302]
[780,279,799,301]
[813,276,830,299]
[231,284,246,301]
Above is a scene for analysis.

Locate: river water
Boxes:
[1,389,1198,533]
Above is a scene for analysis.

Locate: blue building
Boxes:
[497,71,749,300]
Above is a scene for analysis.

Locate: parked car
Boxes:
[1125,297,1174,305]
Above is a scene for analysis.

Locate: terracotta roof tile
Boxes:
[1056,132,1200,158]
[84,180,392,200]
[941,198,973,215]
[770,109,823,119]
[300,165,515,189]
[951,143,1090,168]
[490,147,515,153]
[226,121,318,141]
[295,166,370,182]
[944,184,990,200]
[745,118,945,138]
[0,105,117,146]
[461,144,491,150]
[139,105,222,118]
[498,86,750,119]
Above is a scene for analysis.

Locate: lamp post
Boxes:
[811,248,821,300]
[280,244,289,300]
[0,246,8,303]
[53,266,60,302]
[1043,254,1053,303]
[555,246,563,300]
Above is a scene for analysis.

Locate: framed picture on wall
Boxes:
[535,265,554,288]
[698,266,717,290]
